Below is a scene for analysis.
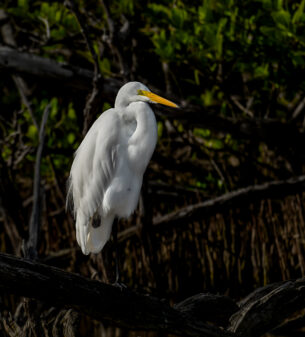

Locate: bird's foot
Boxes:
[113,281,127,291]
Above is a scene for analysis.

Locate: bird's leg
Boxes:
[112,219,127,289]
[112,218,120,284]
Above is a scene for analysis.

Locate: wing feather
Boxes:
[67,108,120,253]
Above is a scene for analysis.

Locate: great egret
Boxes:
[67,81,178,256]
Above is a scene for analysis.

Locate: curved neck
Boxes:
[127,102,158,172]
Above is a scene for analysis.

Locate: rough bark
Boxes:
[228,279,305,336]
[0,253,304,337]
[0,253,234,337]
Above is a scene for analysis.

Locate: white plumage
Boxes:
[67,81,178,255]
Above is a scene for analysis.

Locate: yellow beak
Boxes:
[138,90,179,108]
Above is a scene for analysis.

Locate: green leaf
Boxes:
[67,132,76,144]
[292,0,305,24]
[103,102,112,111]
[194,69,200,85]
[254,64,269,78]
[18,0,29,10]
[157,121,163,137]
[100,58,111,75]
[49,97,58,120]
[271,10,291,28]
[27,124,38,141]
[171,7,187,28]
[194,128,211,138]
[68,103,76,120]
[201,90,213,106]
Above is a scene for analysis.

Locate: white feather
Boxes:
[67,82,159,254]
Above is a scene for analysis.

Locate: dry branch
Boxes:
[100,0,131,79]
[0,46,95,89]
[153,175,305,229]
[0,253,234,337]
[118,175,305,241]
[25,103,51,259]
[229,279,305,336]
[0,253,305,337]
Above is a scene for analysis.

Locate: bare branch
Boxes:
[100,0,131,79]
[0,46,97,89]
[118,175,305,241]
[25,103,51,259]
[64,0,104,135]
[292,96,305,120]
[153,175,305,229]
[1,253,305,337]
[230,95,254,118]
[64,0,101,79]
[0,253,234,337]
[229,279,305,336]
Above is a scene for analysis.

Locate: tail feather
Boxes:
[76,212,89,255]
[87,214,114,254]
[76,212,114,255]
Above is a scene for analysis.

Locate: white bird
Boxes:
[67,81,178,255]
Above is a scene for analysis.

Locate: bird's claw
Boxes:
[113,281,127,291]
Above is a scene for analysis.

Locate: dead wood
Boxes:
[25,103,51,259]
[0,253,304,337]
[228,279,305,336]
[118,175,305,241]
[0,253,234,337]
[153,175,305,229]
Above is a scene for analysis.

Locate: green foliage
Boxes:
[3,0,305,196]
[140,0,305,117]
[2,0,305,313]
[7,0,305,115]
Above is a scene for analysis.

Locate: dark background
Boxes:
[1,0,305,335]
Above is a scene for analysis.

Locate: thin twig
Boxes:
[231,95,254,117]
[64,0,103,134]
[292,96,305,120]
[100,0,131,79]
[26,103,51,259]
[100,0,115,37]
[64,0,101,78]
[118,175,305,242]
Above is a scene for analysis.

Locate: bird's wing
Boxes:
[67,108,120,220]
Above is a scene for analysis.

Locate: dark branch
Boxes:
[0,253,234,337]
[118,175,305,241]
[64,0,101,79]
[0,46,97,90]
[228,279,305,336]
[100,0,131,79]
[25,103,51,259]
[175,294,238,326]
[153,175,305,230]
[1,253,305,337]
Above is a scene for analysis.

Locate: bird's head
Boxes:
[115,81,179,109]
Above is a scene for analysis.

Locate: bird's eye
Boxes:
[137,90,145,96]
